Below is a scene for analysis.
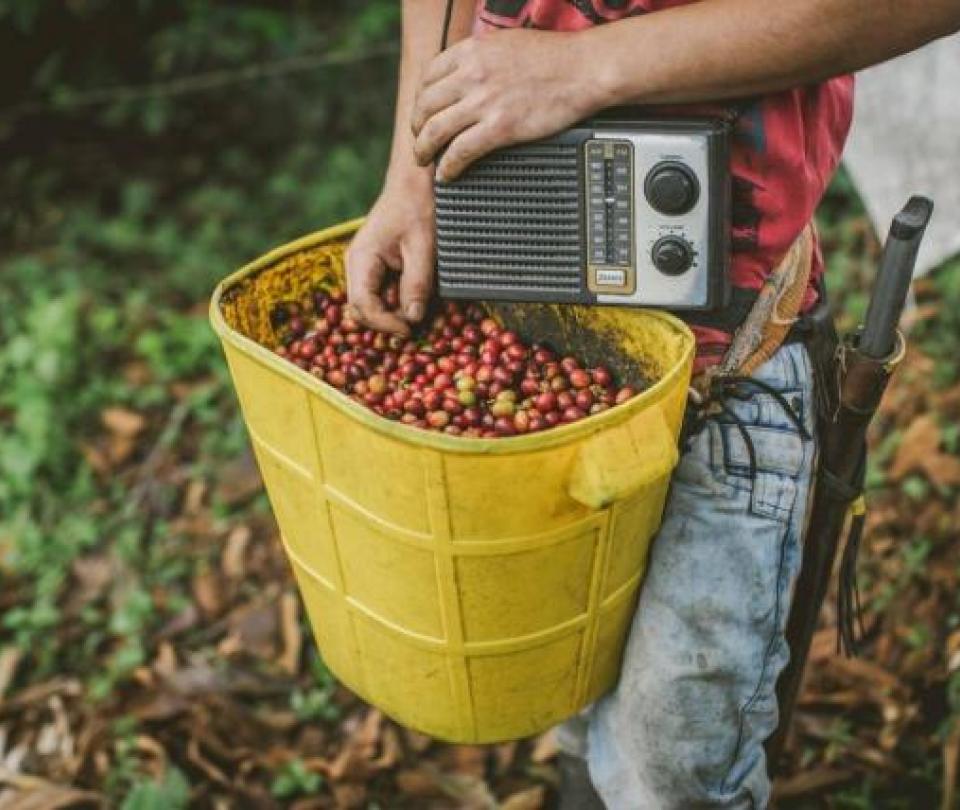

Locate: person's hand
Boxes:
[411,29,603,181]
[345,172,435,335]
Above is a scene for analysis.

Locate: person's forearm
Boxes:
[588,0,960,107]
[388,0,473,186]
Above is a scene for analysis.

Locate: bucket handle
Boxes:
[567,406,678,510]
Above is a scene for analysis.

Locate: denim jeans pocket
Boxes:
[707,390,806,520]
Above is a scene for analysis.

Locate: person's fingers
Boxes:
[399,229,436,324]
[413,98,479,167]
[435,121,505,182]
[419,43,462,91]
[411,73,465,137]
[345,247,410,335]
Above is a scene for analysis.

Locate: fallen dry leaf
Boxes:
[889,415,941,480]
[373,726,401,770]
[69,556,114,609]
[395,766,442,797]
[152,642,178,679]
[77,442,111,475]
[278,592,302,675]
[214,453,263,507]
[403,729,432,753]
[773,766,855,799]
[495,741,518,774]
[943,723,960,810]
[219,601,278,660]
[448,745,486,778]
[192,569,225,618]
[0,768,102,810]
[327,710,383,783]
[0,786,102,810]
[925,453,960,489]
[222,525,252,579]
[824,656,905,695]
[531,730,558,764]
[182,480,207,515]
[330,782,366,809]
[888,414,960,487]
[807,627,839,663]
[433,771,497,810]
[500,785,547,810]
[0,648,22,702]
[100,407,146,439]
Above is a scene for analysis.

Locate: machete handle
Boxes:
[859,196,934,360]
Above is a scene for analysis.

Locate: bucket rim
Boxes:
[209,220,695,456]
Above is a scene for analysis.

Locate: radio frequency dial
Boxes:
[651,236,695,276]
[644,161,700,216]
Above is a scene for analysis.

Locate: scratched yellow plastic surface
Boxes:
[210,220,694,743]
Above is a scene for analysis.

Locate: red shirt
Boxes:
[473,0,855,371]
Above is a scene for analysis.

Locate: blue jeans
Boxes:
[558,342,818,810]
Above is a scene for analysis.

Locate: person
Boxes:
[345,2,960,808]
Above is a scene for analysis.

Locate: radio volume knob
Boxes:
[644,162,699,216]
[651,236,694,276]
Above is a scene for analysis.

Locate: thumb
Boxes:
[399,229,436,324]
[345,245,410,335]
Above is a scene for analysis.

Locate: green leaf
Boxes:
[900,475,930,502]
[271,759,323,799]
[121,768,190,810]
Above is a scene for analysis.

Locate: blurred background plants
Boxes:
[1,2,959,807]
[1,0,395,655]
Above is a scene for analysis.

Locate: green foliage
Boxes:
[915,258,960,386]
[271,759,324,800]
[121,768,191,810]
[291,652,342,722]
[0,1,397,687]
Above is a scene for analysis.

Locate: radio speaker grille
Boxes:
[435,143,584,300]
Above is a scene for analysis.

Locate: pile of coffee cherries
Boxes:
[273,288,640,437]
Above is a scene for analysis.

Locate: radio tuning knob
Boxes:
[651,236,695,276]
[644,161,700,216]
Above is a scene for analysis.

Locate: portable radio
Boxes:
[435,115,731,311]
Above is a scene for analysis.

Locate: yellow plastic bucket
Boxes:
[210,220,694,743]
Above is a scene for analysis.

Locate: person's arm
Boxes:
[346,0,473,333]
[412,0,960,181]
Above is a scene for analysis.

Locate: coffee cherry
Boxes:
[404,399,426,417]
[534,392,557,414]
[575,389,594,411]
[533,347,555,365]
[569,369,591,390]
[520,378,540,397]
[494,416,516,436]
[419,390,439,411]
[275,295,643,437]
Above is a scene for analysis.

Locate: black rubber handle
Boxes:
[859,196,934,359]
